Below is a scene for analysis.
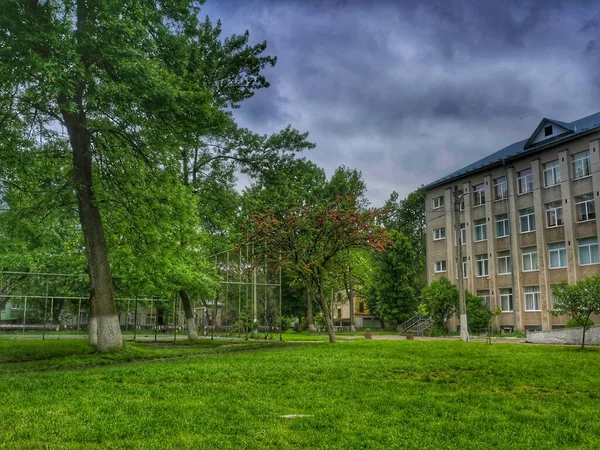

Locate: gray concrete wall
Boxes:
[526,326,600,345]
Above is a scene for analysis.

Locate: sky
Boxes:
[203,0,600,206]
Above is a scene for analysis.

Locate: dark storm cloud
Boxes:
[204,0,600,205]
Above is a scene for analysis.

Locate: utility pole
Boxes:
[454,186,469,342]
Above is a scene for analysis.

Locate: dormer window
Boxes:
[544,125,553,137]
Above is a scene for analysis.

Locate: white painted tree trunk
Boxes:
[97,314,123,351]
[88,316,98,346]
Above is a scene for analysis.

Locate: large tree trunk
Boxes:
[58,0,122,351]
[306,287,316,332]
[63,110,122,351]
[179,289,199,340]
[318,277,336,343]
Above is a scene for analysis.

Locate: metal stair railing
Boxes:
[398,314,426,334]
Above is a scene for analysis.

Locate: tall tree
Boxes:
[247,189,389,343]
[367,231,418,326]
[0,1,295,349]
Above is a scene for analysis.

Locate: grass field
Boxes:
[1,339,599,449]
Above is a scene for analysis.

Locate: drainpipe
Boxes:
[503,160,517,330]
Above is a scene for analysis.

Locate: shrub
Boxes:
[565,318,594,328]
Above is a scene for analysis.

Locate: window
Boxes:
[495,213,509,238]
[497,251,511,275]
[458,189,465,210]
[544,125,553,137]
[460,223,466,245]
[575,194,595,222]
[434,260,447,273]
[545,201,563,228]
[146,313,157,325]
[432,195,444,209]
[358,302,365,313]
[524,286,541,311]
[473,183,485,206]
[578,237,599,266]
[475,254,489,277]
[433,227,446,240]
[572,150,591,179]
[474,218,487,242]
[500,288,513,312]
[519,207,535,233]
[548,242,567,269]
[477,290,490,309]
[543,160,560,187]
[522,247,538,272]
[494,177,507,201]
[517,168,533,194]
[462,257,468,279]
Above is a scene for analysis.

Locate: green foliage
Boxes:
[465,291,494,335]
[565,318,594,328]
[421,277,458,331]
[368,231,418,324]
[551,277,600,348]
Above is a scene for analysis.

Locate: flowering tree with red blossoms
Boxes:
[247,195,390,343]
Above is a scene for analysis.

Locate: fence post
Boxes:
[23,297,27,335]
[134,296,138,341]
[43,282,49,341]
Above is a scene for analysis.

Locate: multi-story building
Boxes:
[425,111,600,332]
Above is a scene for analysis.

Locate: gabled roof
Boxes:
[425,111,600,189]
[524,117,574,148]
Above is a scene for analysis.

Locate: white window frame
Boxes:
[477,290,491,309]
[545,201,563,228]
[434,260,447,273]
[500,289,513,312]
[575,194,595,222]
[473,183,485,207]
[522,247,538,272]
[572,150,591,179]
[474,218,487,242]
[432,195,444,210]
[433,227,446,241]
[493,177,507,201]
[543,160,560,187]
[495,214,509,238]
[461,257,468,279]
[460,223,466,245]
[497,251,511,275]
[519,207,536,233]
[548,242,567,269]
[475,254,489,277]
[578,237,600,266]
[517,168,533,194]
[524,286,541,312]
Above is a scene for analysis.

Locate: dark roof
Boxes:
[425,111,600,189]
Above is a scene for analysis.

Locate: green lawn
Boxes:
[1,339,599,449]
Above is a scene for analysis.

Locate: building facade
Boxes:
[425,112,600,332]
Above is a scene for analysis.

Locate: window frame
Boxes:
[473,218,487,242]
[475,254,489,278]
[545,201,564,228]
[433,227,446,241]
[543,159,561,187]
[460,223,466,245]
[473,183,485,207]
[500,288,513,312]
[519,207,536,233]
[432,195,444,210]
[578,237,600,266]
[434,260,447,273]
[548,241,567,269]
[575,194,596,223]
[522,246,538,272]
[523,285,541,312]
[495,213,509,238]
[517,168,533,194]
[572,150,591,179]
[476,290,491,309]
[493,177,507,201]
[497,251,511,275]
